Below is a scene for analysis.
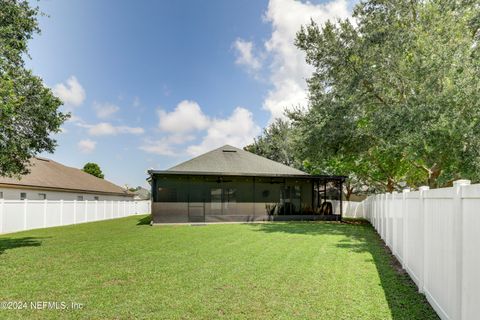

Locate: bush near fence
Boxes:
[0,200,151,234]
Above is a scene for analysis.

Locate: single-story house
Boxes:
[131,187,151,200]
[0,157,133,201]
[148,145,346,223]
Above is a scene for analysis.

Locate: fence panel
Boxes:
[46,201,62,227]
[25,201,45,230]
[86,201,97,222]
[423,192,455,319]
[462,191,480,320]
[363,181,480,320]
[0,200,151,234]
[2,201,25,234]
[404,192,423,287]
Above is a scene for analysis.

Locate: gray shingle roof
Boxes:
[0,158,133,196]
[163,145,308,176]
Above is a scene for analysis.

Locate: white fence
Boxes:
[332,200,366,218]
[356,180,480,320]
[0,199,151,234]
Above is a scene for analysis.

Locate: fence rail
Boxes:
[0,199,151,234]
[356,180,480,320]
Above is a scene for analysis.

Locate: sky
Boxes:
[28,0,356,188]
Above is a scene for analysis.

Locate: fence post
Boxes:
[381,193,384,234]
[384,193,388,240]
[385,193,390,244]
[0,199,4,234]
[60,200,64,226]
[419,185,429,293]
[103,200,106,219]
[453,179,470,320]
[43,199,47,228]
[402,188,410,270]
[393,191,399,255]
[23,199,28,231]
[73,200,77,224]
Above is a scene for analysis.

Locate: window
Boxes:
[20,192,27,200]
[94,196,99,201]
[38,193,46,200]
[77,195,84,201]
[0,191,3,199]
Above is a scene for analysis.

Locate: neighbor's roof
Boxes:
[0,158,133,196]
[150,145,310,177]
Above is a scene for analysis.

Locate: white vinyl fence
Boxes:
[0,199,151,234]
[332,200,366,218]
[357,180,480,320]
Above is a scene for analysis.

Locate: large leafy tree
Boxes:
[82,163,104,179]
[244,119,301,168]
[0,0,69,177]
[293,0,480,191]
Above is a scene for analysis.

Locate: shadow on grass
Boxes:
[0,237,43,255]
[253,221,439,320]
[137,215,152,226]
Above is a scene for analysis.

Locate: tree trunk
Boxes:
[345,184,354,201]
[427,164,442,189]
[386,178,395,193]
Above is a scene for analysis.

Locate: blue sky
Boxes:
[28,0,354,188]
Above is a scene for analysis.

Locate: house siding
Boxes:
[0,187,132,201]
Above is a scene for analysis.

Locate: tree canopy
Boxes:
[82,163,104,179]
[248,0,480,194]
[244,119,300,168]
[0,0,68,177]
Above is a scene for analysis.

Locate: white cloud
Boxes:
[262,0,351,119]
[158,100,210,133]
[140,101,260,157]
[53,76,86,107]
[234,0,352,120]
[133,96,141,108]
[93,102,119,119]
[139,142,176,156]
[84,122,145,136]
[233,39,262,72]
[139,134,195,156]
[187,107,260,156]
[77,139,96,153]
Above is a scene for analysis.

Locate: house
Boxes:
[148,145,346,223]
[131,187,151,200]
[0,157,133,201]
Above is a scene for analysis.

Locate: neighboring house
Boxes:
[131,187,151,200]
[148,145,346,223]
[0,157,133,201]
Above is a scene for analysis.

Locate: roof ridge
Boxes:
[165,144,308,175]
[167,144,234,171]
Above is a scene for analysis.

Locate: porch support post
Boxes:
[311,179,314,212]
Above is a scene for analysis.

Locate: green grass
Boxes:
[0,216,437,319]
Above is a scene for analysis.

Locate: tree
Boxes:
[82,163,104,179]
[0,0,69,177]
[294,0,480,191]
[244,119,301,168]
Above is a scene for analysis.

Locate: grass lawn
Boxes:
[0,215,437,319]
